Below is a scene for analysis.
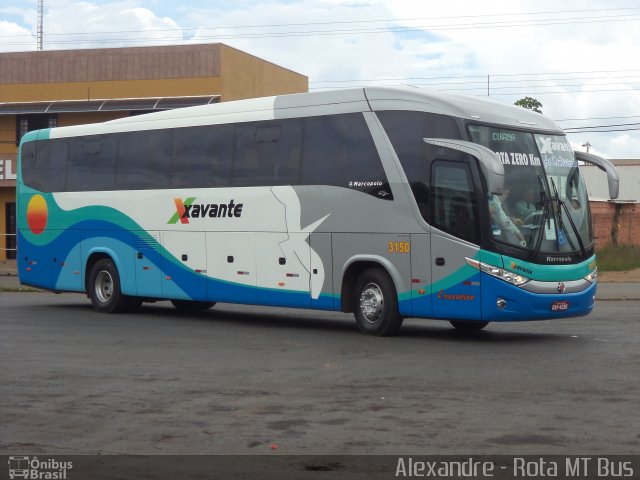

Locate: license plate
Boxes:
[551,300,569,312]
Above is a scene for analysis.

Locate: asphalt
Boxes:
[1,261,638,300]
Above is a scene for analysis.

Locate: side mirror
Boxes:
[574,151,619,200]
[424,138,504,195]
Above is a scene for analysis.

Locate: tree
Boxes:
[514,96,543,114]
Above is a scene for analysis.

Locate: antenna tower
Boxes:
[37,0,44,50]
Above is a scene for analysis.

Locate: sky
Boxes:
[2,0,640,159]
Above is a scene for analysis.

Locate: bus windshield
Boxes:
[468,125,593,257]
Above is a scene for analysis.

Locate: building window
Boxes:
[16,114,58,145]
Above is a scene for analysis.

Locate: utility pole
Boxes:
[582,141,591,153]
[37,0,44,51]
[487,75,490,96]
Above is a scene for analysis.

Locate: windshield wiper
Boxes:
[549,177,586,258]
[531,175,550,259]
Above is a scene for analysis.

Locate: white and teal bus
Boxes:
[17,87,619,335]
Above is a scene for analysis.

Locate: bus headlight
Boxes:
[465,257,530,287]
[584,268,597,283]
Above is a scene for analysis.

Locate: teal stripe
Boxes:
[501,253,596,281]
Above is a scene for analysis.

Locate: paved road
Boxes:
[1,292,638,456]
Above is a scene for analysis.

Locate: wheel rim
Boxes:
[94,270,114,304]
[359,282,384,324]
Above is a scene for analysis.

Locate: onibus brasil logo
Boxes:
[168,197,244,224]
[8,456,73,479]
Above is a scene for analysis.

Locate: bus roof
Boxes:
[47,87,563,139]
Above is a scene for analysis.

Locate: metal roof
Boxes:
[0,95,220,115]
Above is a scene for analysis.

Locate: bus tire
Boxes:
[353,267,403,336]
[171,300,216,311]
[88,258,138,313]
[450,320,489,331]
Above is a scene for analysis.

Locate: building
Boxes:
[582,159,640,248]
[0,44,307,260]
[581,159,640,202]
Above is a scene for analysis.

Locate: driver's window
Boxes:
[431,161,479,244]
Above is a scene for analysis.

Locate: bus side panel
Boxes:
[430,233,482,321]
[51,229,83,292]
[310,233,336,310]
[410,233,432,318]
[133,231,163,298]
[256,232,311,307]
[161,231,208,301]
[206,232,258,304]
[17,230,53,290]
[17,199,82,292]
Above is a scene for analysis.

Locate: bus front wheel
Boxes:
[353,268,403,336]
[88,258,140,313]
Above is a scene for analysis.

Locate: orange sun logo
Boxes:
[26,194,48,235]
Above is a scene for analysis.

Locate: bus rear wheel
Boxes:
[353,268,403,336]
[449,320,489,332]
[171,300,216,311]
[88,258,141,313]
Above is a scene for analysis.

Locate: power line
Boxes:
[2,6,639,39]
[564,122,640,130]
[306,68,640,96]
[310,83,640,95]
[407,81,640,92]
[310,70,640,84]
[3,11,640,45]
[564,127,640,133]
[556,115,640,122]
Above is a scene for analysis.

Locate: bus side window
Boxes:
[28,138,67,192]
[67,135,116,192]
[301,113,388,196]
[116,130,171,190]
[232,120,302,187]
[170,125,232,188]
[431,161,479,244]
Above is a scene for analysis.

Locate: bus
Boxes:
[16,87,619,335]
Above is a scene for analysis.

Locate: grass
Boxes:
[596,245,640,272]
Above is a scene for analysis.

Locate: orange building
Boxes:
[0,43,308,260]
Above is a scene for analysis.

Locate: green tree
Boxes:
[514,96,543,114]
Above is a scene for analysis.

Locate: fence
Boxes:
[1,232,16,259]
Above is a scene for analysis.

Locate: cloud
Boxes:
[41,1,182,49]
[0,19,35,52]
[608,134,640,159]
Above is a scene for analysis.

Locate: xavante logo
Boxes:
[169,197,196,224]
[168,197,244,224]
[510,261,533,275]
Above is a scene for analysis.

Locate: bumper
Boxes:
[481,273,596,322]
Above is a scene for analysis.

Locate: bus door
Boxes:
[429,161,483,321]
[134,231,163,297]
[162,231,207,301]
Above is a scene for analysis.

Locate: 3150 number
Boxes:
[388,241,410,254]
